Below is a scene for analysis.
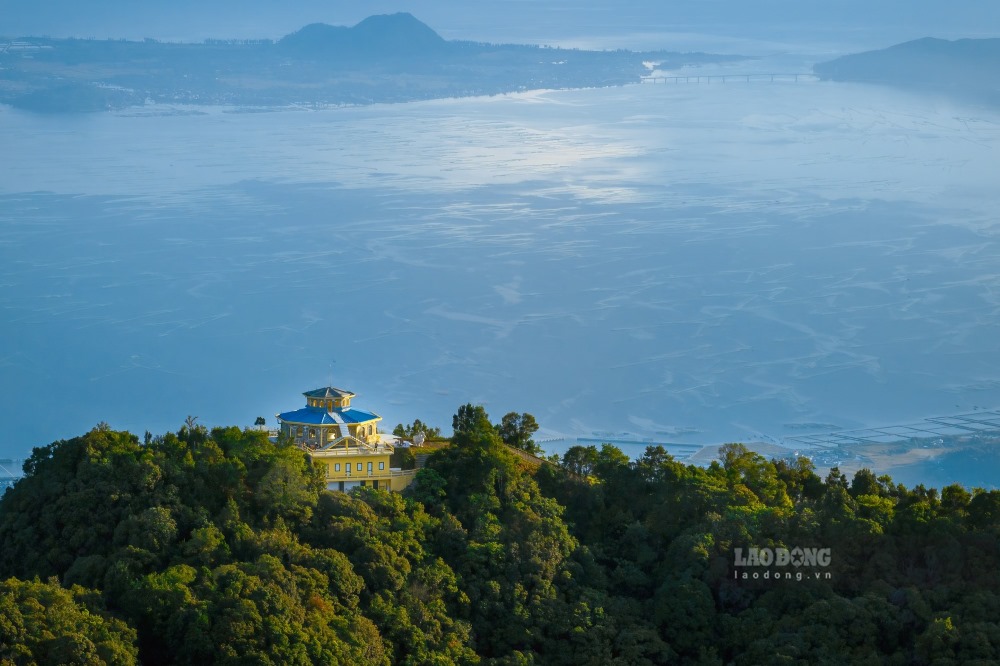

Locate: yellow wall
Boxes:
[315,451,391,479]
[308,449,416,493]
[389,470,417,492]
[307,397,352,409]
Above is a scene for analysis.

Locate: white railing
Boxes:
[292,435,392,454]
[390,469,418,478]
[309,445,394,456]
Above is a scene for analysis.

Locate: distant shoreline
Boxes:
[814,36,1000,107]
[0,13,746,114]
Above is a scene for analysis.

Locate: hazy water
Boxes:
[3,72,1000,460]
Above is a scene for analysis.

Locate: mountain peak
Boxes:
[353,13,442,37]
[351,12,445,52]
[279,13,446,58]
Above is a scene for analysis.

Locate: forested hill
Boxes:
[277,13,449,58]
[814,37,1000,105]
[0,13,740,113]
[2,407,1000,664]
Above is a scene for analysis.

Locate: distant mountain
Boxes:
[278,12,447,58]
[0,13,743,113]
[814,37,1000,105]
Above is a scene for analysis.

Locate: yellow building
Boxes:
[277,386,416,492]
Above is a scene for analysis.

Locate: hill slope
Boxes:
[278,12,447,58]
[3,420,1000,663]
[814,37,1000,105]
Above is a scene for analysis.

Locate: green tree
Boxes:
[5,415,1000,666]
[560,445,599,477]
[0,577,139,665]
[392,419,442,439]
[496,412,541,455]
[452,404,492,438]
[850,468,883,498]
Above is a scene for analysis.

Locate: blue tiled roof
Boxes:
[304,386,355,399]
[277,406,380,425]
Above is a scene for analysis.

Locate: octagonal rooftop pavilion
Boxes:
[276,385,415,492]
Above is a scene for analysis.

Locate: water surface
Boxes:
[2,76,999,459]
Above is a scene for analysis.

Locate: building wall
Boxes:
[314,451,391,480]
[323,471,416,493]
[309,450,417,493]
[389,469,417,492]
[307,396,352,409]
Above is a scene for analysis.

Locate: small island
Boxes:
[0,12,743,113]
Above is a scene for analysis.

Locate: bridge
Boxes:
[0,459,24,490]
[641,73,817,85]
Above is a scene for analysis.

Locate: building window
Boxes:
[379,462,385,470]
[357,463,362,471]
[334,463,341,472]
[367,462,373,475]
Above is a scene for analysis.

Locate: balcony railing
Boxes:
[309,446,393,456]
[325,468,417,480]
[294,434,391,454]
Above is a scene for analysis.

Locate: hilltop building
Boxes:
[276,386,416,492]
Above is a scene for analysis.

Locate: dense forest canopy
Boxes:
[1,410,1000,664]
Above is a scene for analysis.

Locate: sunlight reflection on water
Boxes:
[2,75,1000,460]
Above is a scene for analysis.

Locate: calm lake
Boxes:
[2,54,999,461]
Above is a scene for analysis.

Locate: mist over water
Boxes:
[4,0,998,51]
[3,47,1000,462]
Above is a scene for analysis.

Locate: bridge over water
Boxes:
[641,73,817,85]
